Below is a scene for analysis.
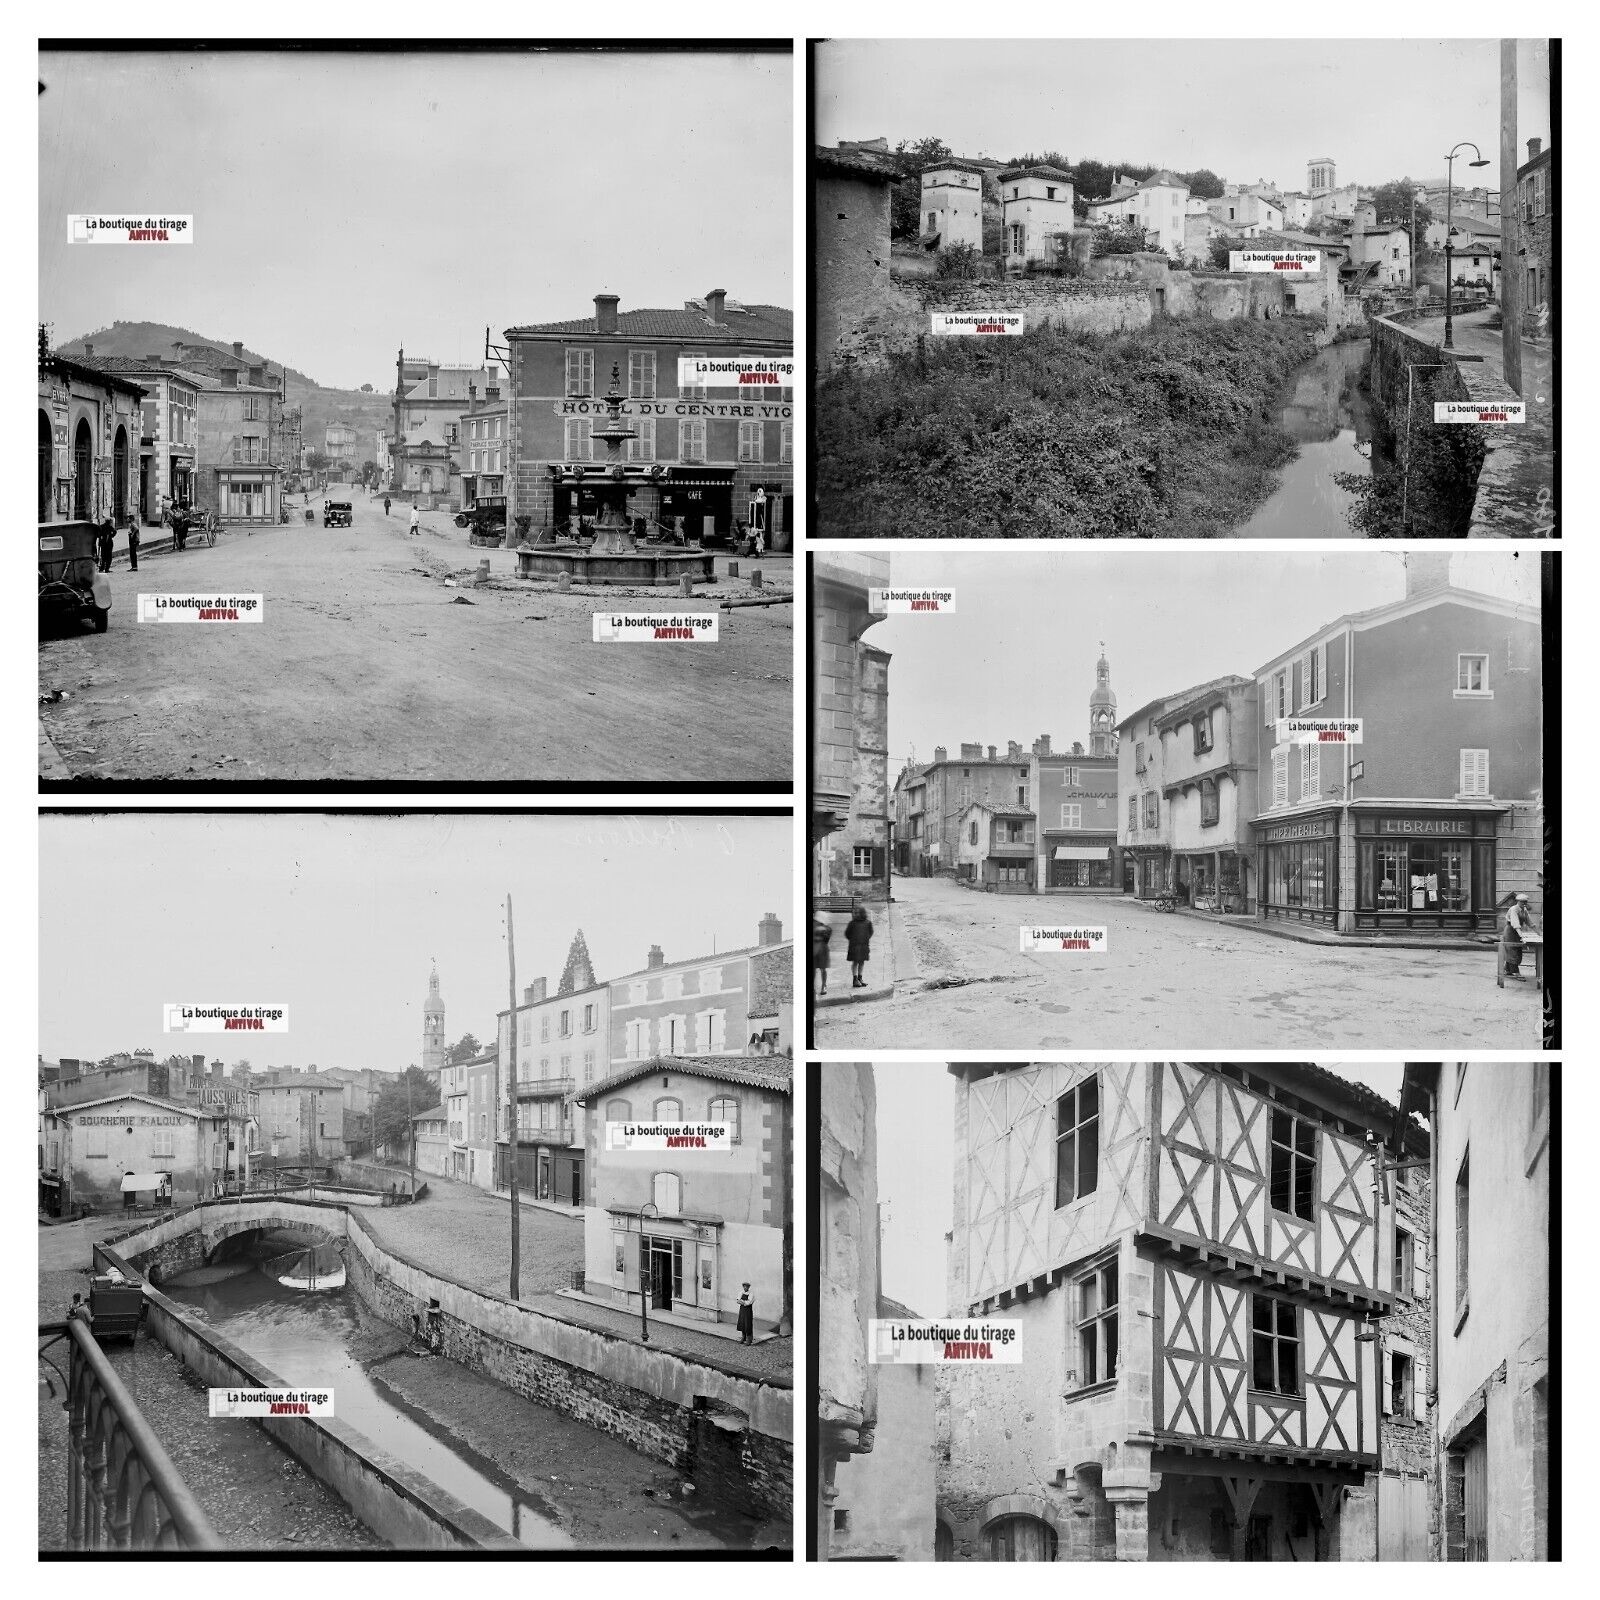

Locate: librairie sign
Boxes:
[676,356,794,388]
[1281,717,1363,744]
[930,311,1025,336]
[869,1319,1023,1364]
[1231,250,1320,272]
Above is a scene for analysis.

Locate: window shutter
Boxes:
[1315,641,1327,702]
[872,846,886,879]
[1272,747,1288,808]
[1264,681,1273,727]
[1381,1351,1394,1413]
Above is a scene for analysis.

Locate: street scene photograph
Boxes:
[813,38,1555,537]
[39,812,794,1553]
[818,1060,1555,1561]
[39,43,794,784]
[811,547,1550,1050]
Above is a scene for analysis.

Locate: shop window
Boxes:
[1055,1075,1099,1207]
[1251,1295,1301,1394]
[1076,1256,1119,1387]
[1200,778,1219,827]
[1459,749,1490,797]
[1270,1107,1317,1219]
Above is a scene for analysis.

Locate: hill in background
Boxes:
[57,320,393,460]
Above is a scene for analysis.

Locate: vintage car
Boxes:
[39,521,111,633]
[323,500,353,528]
[454,495,508,532]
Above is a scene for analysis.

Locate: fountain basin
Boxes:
[516,544,714,586]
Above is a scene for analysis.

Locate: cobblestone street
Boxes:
[813,875,1541,1050]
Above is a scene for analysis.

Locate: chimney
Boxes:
[987,745,997,760]
[1007,741,1022,760]
[1527,137,1542,161]
[646,945,665,970]
[211,1060,225,1080]
[1405,551,1454,599]
[933,745,947,764]
[1072,740,1084,756]
[595,293,620,335]
[61,1059,81,1082]
[83,342,93,359]
[758,912,783,946]
[248,365,264,387]
[705,288,727,324]
[145,352,161,363]
[222,367,238,388]
[192,1055,205,1073]
[232,341,244,359]
[1038,734,1052,756]
[960,742,982,760]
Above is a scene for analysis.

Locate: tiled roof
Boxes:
[999,163,1072,183]
[256,1073,349,1091]
[963,802,1034,819]
[610,938,794,981]
[47,1091,205,1118]
[506,305,792,344]
[573,1054,792,1106]
[816,145,901,183]
[42,353,148,396]
[410,1103,447,1121]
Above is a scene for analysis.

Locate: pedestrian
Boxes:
[845,900,874,989]
[736,1283,754,1344]
[384,494,392,517]
[1498,892,1537,986]
[95,517,115,573]
[126,513,139,572]
[753,524,766,557]
[812,919,833,997]
[172,505,188,552]
[410,502,421,537]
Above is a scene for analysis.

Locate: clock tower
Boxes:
[422,962,445,1077]
[1089,645,1119,757]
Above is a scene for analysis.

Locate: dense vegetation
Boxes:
[815,316,1323,537]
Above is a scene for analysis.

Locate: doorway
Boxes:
[113,425,128,522]
[648,1238,675,1310]
[569,1157,583,1208]
[39,410,53,522]
[73,418,92,519]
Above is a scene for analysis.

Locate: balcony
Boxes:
[516,1076,576,1097]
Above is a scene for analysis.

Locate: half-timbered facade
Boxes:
[939,1063,1419,1561]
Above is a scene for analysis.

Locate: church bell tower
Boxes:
[1089,645,1119,757]
[422,962,445,1076]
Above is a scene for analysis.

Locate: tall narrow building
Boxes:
[422,963,446,1077]
[1089,645,1119,757]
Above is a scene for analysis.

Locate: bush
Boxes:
[935,242,982,280]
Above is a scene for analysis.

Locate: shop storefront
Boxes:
[1045,839,1117,889]
[1126,846,1170,898]
[1255,810,1340,925]
[1173,849,1250,912]
[1353,809,1500,933]
[606,1208,722,1324]
[216,466,277,524]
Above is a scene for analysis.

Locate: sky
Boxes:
[871,1060,1411,1319]
[816,39,1551,195]
[39,813,791,1073]
[39,47,792,390]
[872,548,1539,779]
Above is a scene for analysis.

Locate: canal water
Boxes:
[164,1254,572,1549]
[1236,340,1377,537]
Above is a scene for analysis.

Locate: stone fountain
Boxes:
[517,364,714,587]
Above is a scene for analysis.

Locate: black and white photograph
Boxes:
[811,548,1551,1049]
[816,1060,1556,1561]
[812,38,1556,537]
[38,43,794,785]
[38,812,794,1554]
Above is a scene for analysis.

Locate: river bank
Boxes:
[815,315,1321,536]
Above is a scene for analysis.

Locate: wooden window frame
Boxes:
[1054,1075,1100,1209]
[1250,1293,1302,1397]
[1269,1106,1318,1222]
[1074,1253,1119,1390]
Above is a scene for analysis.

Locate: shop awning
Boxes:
[38,1174,61,1186]
[1054,846,1111,861]
[120,1172,166,1192]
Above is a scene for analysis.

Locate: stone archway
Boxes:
[39,409,54,521]
[113,425,128,523]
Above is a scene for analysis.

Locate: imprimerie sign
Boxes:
[554,399,791,420]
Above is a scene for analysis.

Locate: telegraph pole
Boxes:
[506,893,521,1299]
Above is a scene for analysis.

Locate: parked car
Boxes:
[323,501,353,528]
[39,521,111,633]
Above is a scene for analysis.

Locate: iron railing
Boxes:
[39,1314,222,1552]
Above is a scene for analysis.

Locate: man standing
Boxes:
[384,494,392,517]
[409,502,421,537]
[1497,892,1538,986]
[95,517,115,573]
[126,513,139,572]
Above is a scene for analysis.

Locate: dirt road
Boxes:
[812,875,1541,1050]
[38,495,791,782]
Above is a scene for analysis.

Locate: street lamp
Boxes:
[1443,142,1491,349]
[637,1200,659,1343]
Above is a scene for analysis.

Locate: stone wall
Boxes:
[1496,802,1544,919]
[816,170,899,372]
[917,276,1153,338]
